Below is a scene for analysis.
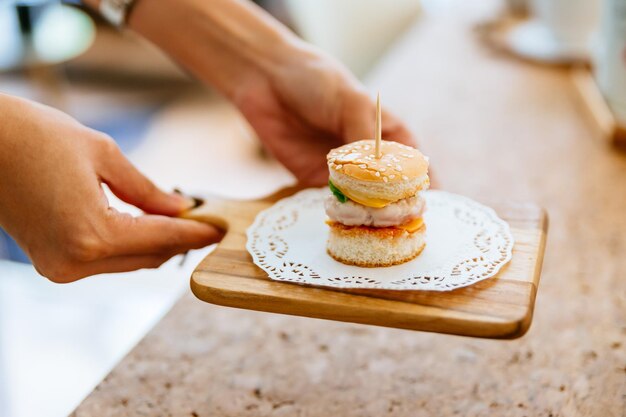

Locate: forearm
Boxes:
[85,0,309,100]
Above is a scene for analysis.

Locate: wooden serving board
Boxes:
[185,187,547,339]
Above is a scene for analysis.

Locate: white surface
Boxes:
[0,247,212,417]
[530,0,600,46]
[285,0,421,76]
[507,19,590,63]
[247,189,514,291]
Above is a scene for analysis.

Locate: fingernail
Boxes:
[172,188,203,210]
[183,197,198,210]
[172,192,195,210]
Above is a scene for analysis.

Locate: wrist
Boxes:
[0,94,27,141]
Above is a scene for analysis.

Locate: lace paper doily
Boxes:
[246,188,514,291]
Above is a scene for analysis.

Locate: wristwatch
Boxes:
[99,0,138,28]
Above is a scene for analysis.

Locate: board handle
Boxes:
[179,195,245,231]
[179,186,303,233]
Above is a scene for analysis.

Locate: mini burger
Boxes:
[325,139,429,267]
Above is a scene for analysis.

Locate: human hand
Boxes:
[0,95,223,283]
[233,47,415,186]
[121,0,415,186]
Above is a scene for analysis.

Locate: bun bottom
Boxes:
[327,223,426,267]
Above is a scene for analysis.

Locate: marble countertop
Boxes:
[72,6,626,417]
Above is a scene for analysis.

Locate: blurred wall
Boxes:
[285,0,422,77]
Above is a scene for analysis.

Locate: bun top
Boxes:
[327,140,429,183]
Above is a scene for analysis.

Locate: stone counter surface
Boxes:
[72,6,626,417]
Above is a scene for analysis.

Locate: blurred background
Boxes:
[0,0,623,416]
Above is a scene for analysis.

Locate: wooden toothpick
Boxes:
[375,92,382,158]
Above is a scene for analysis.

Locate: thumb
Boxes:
[381,108,417,147]
[340,91,417,147]
[98,143,192,216]
[341,91,376,142]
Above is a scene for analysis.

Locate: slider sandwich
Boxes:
[325,140,430,267]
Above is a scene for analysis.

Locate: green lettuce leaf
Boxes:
[328,180,348,203]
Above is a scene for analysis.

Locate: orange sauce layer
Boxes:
[326,217,424,234]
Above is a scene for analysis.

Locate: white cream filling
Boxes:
[325,194,425,227]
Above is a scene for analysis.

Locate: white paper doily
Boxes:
[246,188,514,291]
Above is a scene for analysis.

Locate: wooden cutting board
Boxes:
[185,187,547,339]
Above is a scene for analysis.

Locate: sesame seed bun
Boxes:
[328,140,428,183]
[327,140,429,206]
[327,222,426,267]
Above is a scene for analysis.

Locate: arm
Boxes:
[87,0,329,98]
[0,93,222,282]
[85,0,415,185]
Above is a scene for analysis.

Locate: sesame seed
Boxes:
[380,167,386,172]
[383,177,388,182]
[375,172,380,177]
[402,175,409,180]
[386,163,392,167]
[359,164,367,169]
[396,165,403,171]
[389,174,396,179]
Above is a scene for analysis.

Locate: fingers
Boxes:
[341,92,376,141]
[341,91,416,146]
[38,208,223,283]
[48,253,176,283]
[87,253,175,276]
[300,165,329,187]
[39,207,223,283]
[106,210,224,257]
[97,139,192,216]
[381,109,417,147]
[93,138,220,254]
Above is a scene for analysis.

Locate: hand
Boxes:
[122,0,416,186]
[0,95,223,283]
[233,46,415,186]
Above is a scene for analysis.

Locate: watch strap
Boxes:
[99,0,137,28]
